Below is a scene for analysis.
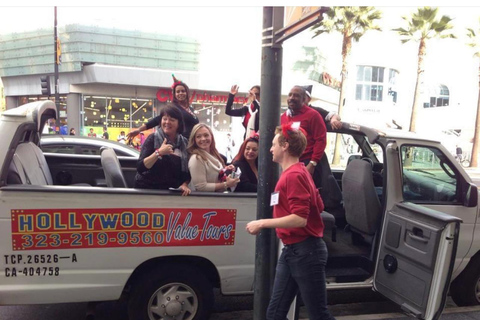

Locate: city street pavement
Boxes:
[211,302,480,320]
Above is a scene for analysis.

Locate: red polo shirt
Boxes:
[273,162,325,244]
[280,105,326,163]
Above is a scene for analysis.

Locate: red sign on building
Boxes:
[156,88,248,105]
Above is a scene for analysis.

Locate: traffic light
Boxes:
[40,76,51,96]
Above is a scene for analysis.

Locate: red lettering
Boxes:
[190,90,196,104]
[234,97,243,104]
[156,89,171,102]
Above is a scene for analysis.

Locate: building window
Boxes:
[81,95,155,139]
[423,84,450,108]
[355,66,385,102]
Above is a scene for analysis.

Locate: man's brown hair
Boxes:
[275,124,307,157]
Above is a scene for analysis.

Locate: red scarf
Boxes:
[242,103,256,128]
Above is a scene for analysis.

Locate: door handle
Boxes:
[407,232,428,243]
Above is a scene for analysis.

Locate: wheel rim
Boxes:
[147,282,198,320]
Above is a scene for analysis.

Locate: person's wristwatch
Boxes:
[309,160,318,167]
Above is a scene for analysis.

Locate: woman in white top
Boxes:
[187,124,239,192]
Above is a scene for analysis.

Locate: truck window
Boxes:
[401,145,459,203]
[326,132,382,170]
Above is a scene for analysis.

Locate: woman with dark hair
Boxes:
[134,104,191,196]
[187,123,239,192]
[232,133,259,192]
[225,84,260,139]
[127,74,199,141]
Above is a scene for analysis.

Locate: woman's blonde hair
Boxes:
[187,123,225,165]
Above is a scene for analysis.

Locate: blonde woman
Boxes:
[187,124,239,192]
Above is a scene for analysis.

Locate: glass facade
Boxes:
[423,84,450,108]
[81,95,156,142]
[79,92,242,150]
[355,66,385,102]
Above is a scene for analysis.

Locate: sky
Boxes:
[1,4,480,94]
[0,6,264,91]
[2,3,479,91]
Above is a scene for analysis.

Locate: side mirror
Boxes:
[464,183,478,208]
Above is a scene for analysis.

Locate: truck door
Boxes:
[373,141,462,320]
[374,202,461,320]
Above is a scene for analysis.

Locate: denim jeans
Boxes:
[266,237,335,320]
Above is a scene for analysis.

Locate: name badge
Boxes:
[270,192,279,206]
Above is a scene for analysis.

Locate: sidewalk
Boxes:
[210,304,480,320]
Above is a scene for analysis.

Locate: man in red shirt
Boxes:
[281,86,326,188]
[246,123,335,320]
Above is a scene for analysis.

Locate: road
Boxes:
[2,289,480,320]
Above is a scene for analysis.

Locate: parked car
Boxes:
[39,135,139,187]
[0,100,479,320]
[40,135,140,158]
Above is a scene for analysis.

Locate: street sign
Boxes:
[274,6,328,44]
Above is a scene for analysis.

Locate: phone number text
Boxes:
[15,231,166,250]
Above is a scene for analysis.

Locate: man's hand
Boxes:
[246,220,263,235]
[306,162,315,175]
[330,115,342,130]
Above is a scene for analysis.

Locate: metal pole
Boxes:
[54,7,60,119]
[253,6,283,320]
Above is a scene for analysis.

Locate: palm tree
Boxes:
[392,7,456,133]
[311,6,382,165]
[293,46,322,73]
[466,19,480,167]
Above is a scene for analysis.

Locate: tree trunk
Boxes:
[409,39,426,133]
[470,63,480,168]
[332,33,351,166]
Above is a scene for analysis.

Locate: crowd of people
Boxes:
[133,78,341,316]
[85,76,341,319]
[78,76,342,200]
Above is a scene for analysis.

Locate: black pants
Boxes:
[301,159,321,189]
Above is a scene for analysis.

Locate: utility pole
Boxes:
[254,7,326,319]
[54,6,60,118]
[254,7,284,320]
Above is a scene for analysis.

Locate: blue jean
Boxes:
[266,237,335,320]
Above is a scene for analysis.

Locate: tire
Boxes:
[128,265,214,320]
[450,257,480,306]
[462,160,470,168]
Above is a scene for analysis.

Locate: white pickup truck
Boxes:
[0,101,478,320]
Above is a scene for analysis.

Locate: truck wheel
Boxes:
[450,257,480,306]
[128,265,214,320]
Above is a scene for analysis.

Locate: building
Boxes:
[0,24,248,148]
